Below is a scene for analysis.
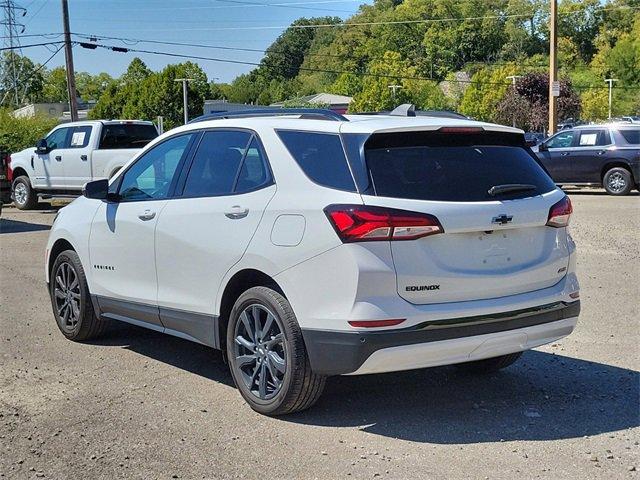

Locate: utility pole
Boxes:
[61,0,78,121]
[605,78,618,120]
[548,0,558,135]
[388,84,402,104]
[174,78,193,124]
[505,75,522,127]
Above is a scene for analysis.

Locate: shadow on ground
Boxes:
[91,321,639,444]
[0,218,51,234]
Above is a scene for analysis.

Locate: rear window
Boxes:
[618,129,640,145]
[99,124,158,149]
[277,130,356,192]
[364,132,556,202]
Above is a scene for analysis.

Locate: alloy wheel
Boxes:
[233,304,287,400]
[14,182,27,206]
[53,262,81,332]
[607,172,627,193]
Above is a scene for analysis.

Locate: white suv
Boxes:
[45,108,580,415]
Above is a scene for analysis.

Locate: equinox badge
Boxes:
[492,214,513,225]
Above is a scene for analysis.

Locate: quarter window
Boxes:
[546,130,574,149]
[183,130,266,197]
[118,133,194,201]
[277,130,356,192]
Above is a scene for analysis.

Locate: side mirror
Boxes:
[36,139,49,154]
[83,179,112,200]
[538,143,548,152]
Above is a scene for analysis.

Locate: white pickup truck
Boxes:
[9,120,158,209]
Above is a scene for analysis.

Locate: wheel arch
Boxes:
[11,166,29,183]
[217,268,285,350]
[48,238,77,282]
[601,161,635,183]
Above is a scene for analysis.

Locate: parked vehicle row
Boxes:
[46,107,580,415]
[8,120,158,210]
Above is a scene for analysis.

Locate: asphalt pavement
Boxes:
[0,190,638,479]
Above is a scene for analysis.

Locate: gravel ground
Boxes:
[1,190,638,480]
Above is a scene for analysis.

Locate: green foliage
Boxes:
[91,60,209,129]
[0,52,44,107]
[0,109,57,153]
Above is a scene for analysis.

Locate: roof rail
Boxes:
[188,108,348,124]
[355,105,468,120]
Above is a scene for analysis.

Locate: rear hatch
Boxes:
[358,129,570,305]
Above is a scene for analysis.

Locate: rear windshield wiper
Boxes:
[488,184,537,196]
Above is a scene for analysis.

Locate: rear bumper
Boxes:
[302,300,580,375]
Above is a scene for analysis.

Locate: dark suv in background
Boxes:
[535,125,640,195]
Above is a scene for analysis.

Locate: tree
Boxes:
[39,67,68,103]
[121,58,151,85]
[349,51,448,112]
[0,52,44,107]
[495,72,580,130]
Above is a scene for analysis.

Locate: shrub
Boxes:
[0,109,58,154]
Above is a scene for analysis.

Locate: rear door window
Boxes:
[277,130,356,192]
[99,124,158,149]
[182,130,254,197]
[577,129,610,147]
[69,126,92,148]
[364,133,556,202]
[618,129,640,144]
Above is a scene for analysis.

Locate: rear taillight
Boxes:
[546,196,572,228]
[5,155,13,182]
[324,204,443,242]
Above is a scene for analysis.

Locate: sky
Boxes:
[8,0,372,83]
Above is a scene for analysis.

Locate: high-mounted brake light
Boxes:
[324,204,443,243]
[546,196,572,228]
[438,126,484,134]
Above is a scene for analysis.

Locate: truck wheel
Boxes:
[50,250,106,341]
[226,286,326,416]
[603,167,632,196]
[455,352,523,374]
[12,175,38,210]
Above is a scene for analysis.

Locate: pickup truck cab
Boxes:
[9,120,158,209]
[534,124,640,195]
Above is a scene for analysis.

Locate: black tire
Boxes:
[50,249,106,341]
[455,352,523,374]
[603,167,633,196]
[12,175,38,210]
[226,286,326,416]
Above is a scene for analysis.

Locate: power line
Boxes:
[79,41,640,91]
[0,40,64,50]
[209,0,357,14]
[86,4,639,33]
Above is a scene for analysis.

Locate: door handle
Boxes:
[55,155,62,161]
[81,155,88,161]
[560,152,570,156]
[138,209,156,221]
[597,150,606,155]
[225,206,249,219]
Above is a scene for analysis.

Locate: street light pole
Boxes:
[605,78,618,120]
[174,78,194,124]
[548,0,558,135]
[505,75,522,127]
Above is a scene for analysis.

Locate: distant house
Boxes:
[271,93,353,113]
[12,100,96,123]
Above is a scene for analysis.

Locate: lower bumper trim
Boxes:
[302,300,580,375]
